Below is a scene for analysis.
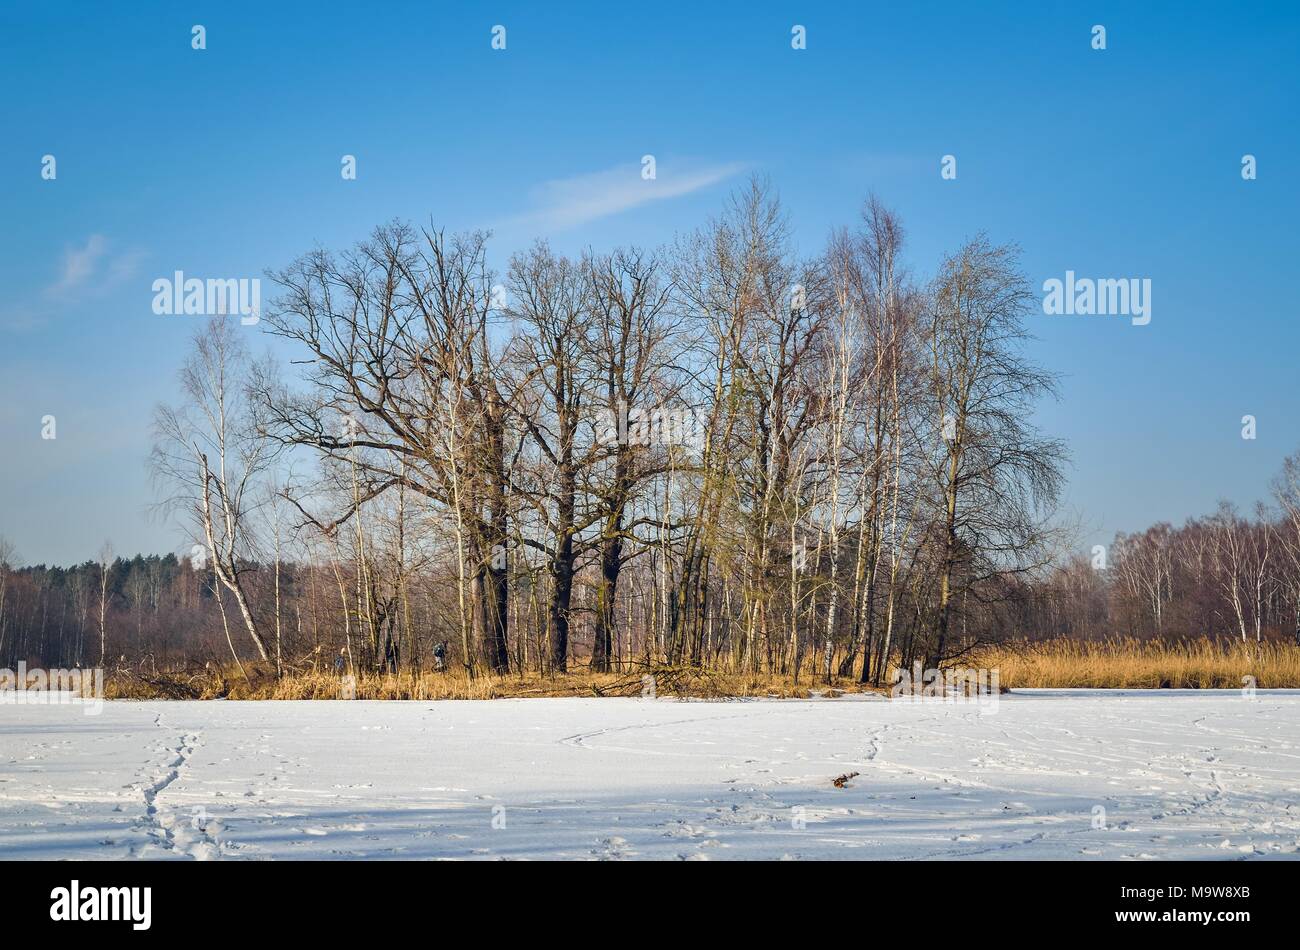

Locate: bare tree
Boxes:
[153,316,276,665]
[262,224,513,674]
[96,541,113,666]
[923,236,1065,669]
[1272,452,1300,645]
[584,247,679,672]
[505,243,603,673]
[0,535,16,663]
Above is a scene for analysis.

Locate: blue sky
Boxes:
[2,1,1297,565]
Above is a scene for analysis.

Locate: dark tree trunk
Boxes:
[591,451,630,673]
[549,542,573,673]
[482,396,511,674]
[549,460,576,673]
[591,532,622,672]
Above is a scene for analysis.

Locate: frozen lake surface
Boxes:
[1,690,1297,860]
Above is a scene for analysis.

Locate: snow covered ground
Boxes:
[1,690,1297,860]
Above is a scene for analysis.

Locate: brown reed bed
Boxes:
[97,637,1300,700]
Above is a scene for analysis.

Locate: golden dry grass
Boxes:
[103,665,882,702]
[100,637,1300,700]
[976,637,1300,689]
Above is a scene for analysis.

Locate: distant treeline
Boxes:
[3,496,1296,680]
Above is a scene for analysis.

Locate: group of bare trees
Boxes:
[6,180,1125,679]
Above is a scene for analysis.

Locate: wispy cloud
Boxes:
[45,234,145,302]
[503,159,746,233]
[50,234,108,297]
[3,235,147,330]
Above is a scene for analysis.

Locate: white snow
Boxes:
[1,690,1297,860]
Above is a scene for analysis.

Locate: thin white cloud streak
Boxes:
[502,160,746,233]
